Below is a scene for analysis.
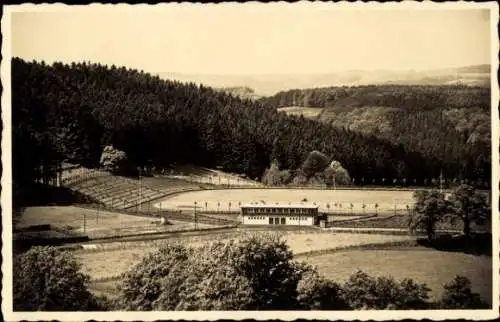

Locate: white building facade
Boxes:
[241,204,319,226]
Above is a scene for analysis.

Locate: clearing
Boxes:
[277,106,324,119]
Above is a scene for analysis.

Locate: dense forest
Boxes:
[12,58,491,199]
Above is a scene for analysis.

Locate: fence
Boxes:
[79,202,239,227]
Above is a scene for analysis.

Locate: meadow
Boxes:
[155,188,415,214]
[76,230,416,297]
[277,106,324,119]
[303,248,492,304]
[78,229,492,304]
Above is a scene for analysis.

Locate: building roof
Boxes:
[241,203,319,209]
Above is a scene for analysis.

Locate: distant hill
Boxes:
[157,65,490,96]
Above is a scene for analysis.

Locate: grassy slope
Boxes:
[17,206,217,239]
[307,248,492,303]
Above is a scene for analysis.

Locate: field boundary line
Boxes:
[60,226,239,248]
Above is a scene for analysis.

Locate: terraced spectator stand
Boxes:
[59,164,206,211]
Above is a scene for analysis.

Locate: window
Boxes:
[281,217,286,225]
[269,217,273,224]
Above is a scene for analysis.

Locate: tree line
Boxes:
[12,58,490,203]
[14,235,489,311]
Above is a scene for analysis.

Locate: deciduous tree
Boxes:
[447,184,490,237]
[118,234,312,310]
[99,145,131,175]
[13,246,101,311]
[409,190,451,241]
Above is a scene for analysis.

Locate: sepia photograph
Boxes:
[1,2,499,321]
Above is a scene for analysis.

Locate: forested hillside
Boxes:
[261,85,490,111]
[12,58,490,198]
[261,85,491,187]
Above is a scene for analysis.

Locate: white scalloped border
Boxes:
[2,1,499,321]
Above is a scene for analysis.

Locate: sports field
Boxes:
[304,248,492,304]
[155,188,415,214]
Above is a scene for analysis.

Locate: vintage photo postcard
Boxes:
[2,1,499,321]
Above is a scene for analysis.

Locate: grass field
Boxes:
[155,188,415,214]
[277,106,324,119]
[305,248,492,304]
[76,230,416,296]
[17,206,217,239]
[78,230,491,304]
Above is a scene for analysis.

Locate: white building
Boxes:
[241,203,320,226]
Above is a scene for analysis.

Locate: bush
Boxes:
[342,270,430,310]
[13,246,103,311]
[116,244,191,310]
[297,268,350,310]
[439,275,489,309]
[117,234,319,310]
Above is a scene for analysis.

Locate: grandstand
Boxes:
[60,164,202,210]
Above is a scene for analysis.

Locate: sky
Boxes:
[9,3,493,75]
